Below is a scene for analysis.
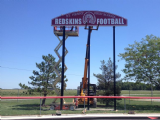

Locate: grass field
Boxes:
[121,90,160,95]
[1,89,160,116]
[0,89,77,96]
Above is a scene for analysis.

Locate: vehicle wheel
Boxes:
[70,105,75,111]
[74,98,78,108]
[93,98,97,108]
[50,105,54,110]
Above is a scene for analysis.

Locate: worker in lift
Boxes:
[75,26,78,31]
[70,26,74,31]
[60,26,63,31]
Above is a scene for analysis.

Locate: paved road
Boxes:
[10,117,160,120]
[2,115,160,120]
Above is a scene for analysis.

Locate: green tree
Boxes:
[119,35,160,87]
[93,58,121,106]
[19,54,68,106]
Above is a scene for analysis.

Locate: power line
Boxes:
[0,66,95,77]
[0,66,32,71]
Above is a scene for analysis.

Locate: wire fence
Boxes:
[1,90,160,116]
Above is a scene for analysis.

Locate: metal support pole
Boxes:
[151,84,153,105]
[84,98,85,114]
[17,89,19,102]
[40,93,41,116]
[87,26,91,110]
[124,99,126,113]
[60,26,65,110]
[128,80,130,104]
[113,26,116,111]
[129,89,130,104]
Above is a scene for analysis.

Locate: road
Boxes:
[2,114,160,120]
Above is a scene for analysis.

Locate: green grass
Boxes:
[1,98,160,116]
[0,89,77,96]
[117,99,160,110]
[121,90,160,95]
[1,89,160,116]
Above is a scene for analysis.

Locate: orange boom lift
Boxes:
[76,24,99,108]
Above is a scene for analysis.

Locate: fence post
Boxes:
[151,85,153,105]
[124,99,126,113]
[17,89,19,102]
[129,89,130,104]
[84,98,85,114]
[40,93,41,116]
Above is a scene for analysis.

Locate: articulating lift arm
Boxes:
[79,24,99,108]
[82,23,99,93]
[80,25,93,96]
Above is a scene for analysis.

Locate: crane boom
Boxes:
[77,25,98,108]
[82,58,88,89]
[80,27,93,96]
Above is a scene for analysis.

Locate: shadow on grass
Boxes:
[11,103,160,112]
[117,104,160,111]
[12,104,40,110]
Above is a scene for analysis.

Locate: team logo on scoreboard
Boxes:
[83,12,96,24]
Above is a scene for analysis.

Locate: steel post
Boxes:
[40,93,41,116]
[87,26,91,110]
[60,26,65,110]
[84,98,85,114]
[17,89,19,102]
[113,26,116,111]
[124,99,126,113]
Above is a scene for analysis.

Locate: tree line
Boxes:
[116,81,160,90]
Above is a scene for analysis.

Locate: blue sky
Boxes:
[0,0,160,89]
